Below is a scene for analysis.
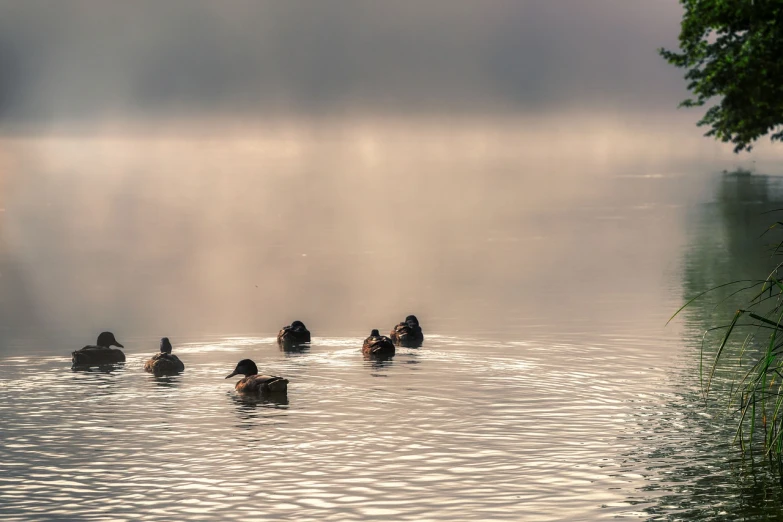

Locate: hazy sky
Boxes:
[0,0,686,127]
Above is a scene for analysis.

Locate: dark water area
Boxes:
[3,133,783,520]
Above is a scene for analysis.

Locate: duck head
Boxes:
[160,337,172,354]
[405,315,419,326]
[370,329,380,337]
[97,331,124,348]
[291,320,307,330]
[226,359,259,379]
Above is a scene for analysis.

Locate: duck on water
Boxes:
[390,315,424,347]
[226,359,289,394]
[277,320,311,346]
[72,332,125,367]
[144,337,185,376]
[362,329,395,358]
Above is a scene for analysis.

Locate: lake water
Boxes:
[2,132,783,520]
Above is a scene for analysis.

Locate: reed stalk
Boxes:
[671,226,783,469]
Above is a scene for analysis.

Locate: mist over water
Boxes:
[5,158,783,520]
[3,114,776,351]
[6,2,783,520]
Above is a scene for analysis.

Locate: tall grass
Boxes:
[672,219,783,472]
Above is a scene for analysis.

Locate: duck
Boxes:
[389,314,424,347]
[277,320,311,345]
[144,337,185,375]
[72,331,126,367]
[362,329,395,358]
[226,359,288,394]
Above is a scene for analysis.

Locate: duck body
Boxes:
[227,359,288,394]
[144,353,185,375]
[389,315,424,347]
[362,329,396,358]
[144,338,185,375]
[277,320,311,346]
[72,332,125,367]
[234,374,289,393]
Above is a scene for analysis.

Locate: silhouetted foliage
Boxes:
[660,0,783,152]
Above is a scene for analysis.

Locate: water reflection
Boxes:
[69,363,125,377]
[364,355,394,375]
[364,348,423,375]
[0,169,39,348]
[625,171,783,519]
[229,392,289,431]
[621,362,783,520]
[683,172,783,306]
[149,374,183,388]
[230,391,289,410]
[363,353,395,369]
[70,362,126,373]
[278,341,311,356]
[68,365,124,399]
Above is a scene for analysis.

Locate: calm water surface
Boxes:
[2,139,783,520]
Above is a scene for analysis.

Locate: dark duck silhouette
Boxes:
[144,337,185,376]
[277,320,311,345]
[72,331,125,367]
[362,329,395,358]
[389,315,424,347]
[226,359,289,394]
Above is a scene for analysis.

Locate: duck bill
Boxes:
[113,342,124,348]
[225,371,238,379]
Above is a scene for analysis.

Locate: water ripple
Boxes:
[0,330,746,521]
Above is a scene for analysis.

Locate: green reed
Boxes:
[671,224,783,470]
